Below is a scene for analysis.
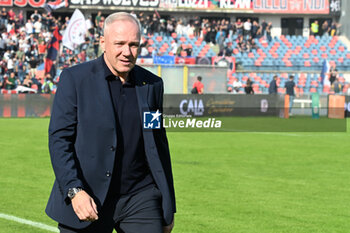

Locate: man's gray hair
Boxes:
[103,12,141,39]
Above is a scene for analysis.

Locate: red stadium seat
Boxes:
[338,57,344,63]
[303,53,309,59]
[310,88,317,93]
[330,50,337,55]
[156,36,162,42]
[304,60,311,67]
[298,88,304,95]
[180,37,186,43]
[323,85,330,93]
[311,49,318,55]
[254,61,261,66]
[321,53,328,59]
[339,46,345,52]
[171,32,177,38]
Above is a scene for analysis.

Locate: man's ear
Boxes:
[100,36,105,52]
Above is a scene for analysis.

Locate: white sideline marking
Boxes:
[0,213,59,232]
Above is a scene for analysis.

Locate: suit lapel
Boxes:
[92,58,116,129]
[134,68,150,121]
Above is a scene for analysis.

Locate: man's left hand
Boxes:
[163,219,174,233]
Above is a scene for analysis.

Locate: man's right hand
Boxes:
[71,190,99,222]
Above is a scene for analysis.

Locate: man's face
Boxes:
[100,19,140,78]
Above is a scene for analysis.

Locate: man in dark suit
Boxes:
[268,75,278,94]
[46,12,175,233]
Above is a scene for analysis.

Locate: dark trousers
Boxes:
[58,186,163,233]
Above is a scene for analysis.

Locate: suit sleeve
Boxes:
[155,80,176,214]
[48,69,84,200]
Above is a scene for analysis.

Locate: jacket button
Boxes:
[106,171,111,177]
[110,146,115,151]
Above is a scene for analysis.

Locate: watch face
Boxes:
[68,189,74,198]
[68,188,82,199]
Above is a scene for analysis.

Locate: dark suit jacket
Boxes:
[46,56,176,229]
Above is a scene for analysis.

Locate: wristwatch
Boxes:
[68,187,83,200]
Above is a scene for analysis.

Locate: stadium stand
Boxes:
[0,8,349,95]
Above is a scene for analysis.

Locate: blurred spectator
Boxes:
[184,44,193,56]
[159,19,167,36]
[332,78,342,94]
[170,39,178,55]
[1,8,7,26]
[243,19,251,37]
[268,75,278,94]
[322,21,330,36]
[220,42,233,56]
[215,27,225,52]
[28,56,38,78]
[261,20,268,36]
[310,20,319,36]
[43,74,54,93]
[22,74,33,88]
[31,75,42,93]
[95,11,102,27]
[193,16,201,37]
[5,72,16,90]
[15,56,26,82]
[285,75,298,115]
[25,19,33,35]
[192,76,204,94]
[266,22,272,42]
[140,45,149,57]
[38,41,46,60]
[329,65,338,85]
[251,20,260,39]
[0,35,5,56]
[33,18,42,39]
[176,43,184,56]
[30,10,41,23]
[166,19,175,36]
[232,79,242,93]
[175,20,185,36]
[7,53,14,73]
[7,9,15,24]
[235,19,243,36]
[330,22,340,36]
[244,78,254,94]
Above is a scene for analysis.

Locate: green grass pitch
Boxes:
[0,118,350,233]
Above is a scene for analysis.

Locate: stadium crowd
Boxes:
[0,8,342,93]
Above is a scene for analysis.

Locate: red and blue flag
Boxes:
[45,26,62,74]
